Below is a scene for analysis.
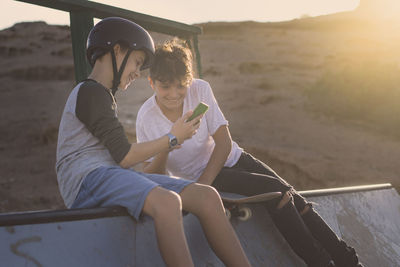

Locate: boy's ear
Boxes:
[113,43,122,56]
[148,77,155,90]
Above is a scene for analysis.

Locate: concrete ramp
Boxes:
[0,183,399,266]
[305,185,400,266]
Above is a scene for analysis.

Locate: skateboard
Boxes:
[221,192,282,221]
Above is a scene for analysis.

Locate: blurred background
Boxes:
[1,0,399,212]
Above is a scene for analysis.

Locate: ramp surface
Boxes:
[1,184,399,266]
[308,187,400,266]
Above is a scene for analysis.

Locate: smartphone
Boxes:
[187,102,209,122]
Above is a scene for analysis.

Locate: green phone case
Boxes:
[187,102,209,121]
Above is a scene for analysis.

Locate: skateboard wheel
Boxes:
[238,207,252,221]
[225,209,231,219]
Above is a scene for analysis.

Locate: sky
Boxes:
[1,0,360,30]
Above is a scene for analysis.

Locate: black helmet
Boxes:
[86,17,155,69]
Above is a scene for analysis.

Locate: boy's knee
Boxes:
[276,191,291,209]
[300,204,311,215]
[193,184,221,209]
[145,187,182,218]
[204,185,221,203]
[158,190,182,214]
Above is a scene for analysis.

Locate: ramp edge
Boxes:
[0,183,394,227]
[0,206,127,227]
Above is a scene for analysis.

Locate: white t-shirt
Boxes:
[136,79,243,181]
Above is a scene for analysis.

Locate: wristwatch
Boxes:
[166,133,178,148]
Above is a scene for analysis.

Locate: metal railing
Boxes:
[15,0,203,82]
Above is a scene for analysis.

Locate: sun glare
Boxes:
[1,0,363,29]
[3,0,400,29]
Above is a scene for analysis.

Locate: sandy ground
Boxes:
[0,14,399,213]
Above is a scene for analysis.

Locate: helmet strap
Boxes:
[110,48,133,95]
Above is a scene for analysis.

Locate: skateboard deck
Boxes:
[221,192,282,204]
[221,192,282,221]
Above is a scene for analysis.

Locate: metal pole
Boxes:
[69,10,93,83]
[192,34,202,79]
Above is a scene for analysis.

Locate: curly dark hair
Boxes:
[149,39,193,86]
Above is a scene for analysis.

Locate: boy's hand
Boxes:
[170,111,202,144]
[168,144,182,152]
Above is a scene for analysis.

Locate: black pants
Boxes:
[212,151,309,212]
[212,151,335,266]
[212,151,364,267]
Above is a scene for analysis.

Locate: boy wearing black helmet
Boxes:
[56,17,250,267]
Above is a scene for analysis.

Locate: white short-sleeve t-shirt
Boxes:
[136,79,243,181]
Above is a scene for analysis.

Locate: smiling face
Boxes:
[150,78,189,111]
[148,41,195,112]
[116,47,146,90]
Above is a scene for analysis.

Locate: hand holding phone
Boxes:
[171,102,209,144]
[187,102,209,122]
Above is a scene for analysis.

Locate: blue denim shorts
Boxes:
[71,166,194,220]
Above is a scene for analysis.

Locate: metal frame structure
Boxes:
[15,0,203,82]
